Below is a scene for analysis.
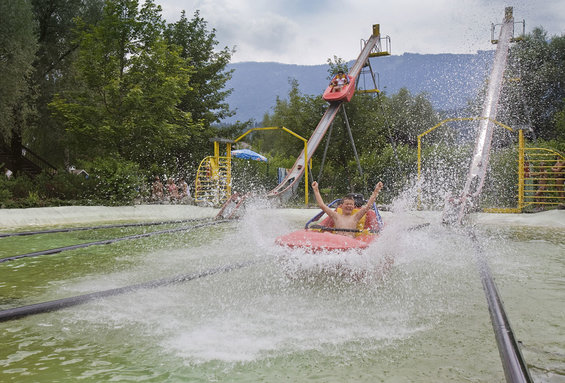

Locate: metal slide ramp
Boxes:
[443,8,534,383]
[267,102,341,202]
[443,7,517,224]
[267,30,384,203]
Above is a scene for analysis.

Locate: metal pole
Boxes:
[469,229,533,383]
[304,142,308,205]
[0,259,257,323]
[417,135,422,209]
[342,107,366,194]
[317,122,334,182]
[518,129,524,209]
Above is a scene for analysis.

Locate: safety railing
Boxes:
[194,156,231,206]
[20,144,58,176]
[521,147,565,208]
[0,143,57,176]
[418,124,565,212]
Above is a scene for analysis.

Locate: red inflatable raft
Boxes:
[275,195,383,252]
[322,75,355,103]
[275,229,375,252]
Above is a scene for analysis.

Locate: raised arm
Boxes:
[312,181,338,221]
[354,182,383,220]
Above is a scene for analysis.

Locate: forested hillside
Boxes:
[224,51,494,123]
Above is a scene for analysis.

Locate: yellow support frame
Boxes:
[417,117,512,182]
[356,89,381,94]
[417,117,513,210]
[369,24,391,57]
[520,133,565,209]
[234,126,309,205]
[212,140,232,198]
[417,119,565,212]
[194,155,232,205]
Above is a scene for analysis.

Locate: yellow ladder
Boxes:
[520,146,565,208]
[194,156,231,206]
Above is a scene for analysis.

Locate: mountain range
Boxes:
[222,51,495,123]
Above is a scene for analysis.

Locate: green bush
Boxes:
[0,179,13,204]
[480,147,519,208]
[81,157,147,205]
[8,174,36,199]
[1,157,151,207]
[35,171,92,200]
[231,158,271,194]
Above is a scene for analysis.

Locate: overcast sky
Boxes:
[158,0,565,65]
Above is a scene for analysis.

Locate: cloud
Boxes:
[159,0,564,65]
[172,0,302,62]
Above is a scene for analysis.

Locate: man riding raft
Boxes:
[311,181,383,238]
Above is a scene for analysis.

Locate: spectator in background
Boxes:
[179,178,192,203]
[166,178,179,202]
[151,176,164,201]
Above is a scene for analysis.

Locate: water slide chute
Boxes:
[267,26,387,203]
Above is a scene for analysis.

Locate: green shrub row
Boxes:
[1,157,151,208]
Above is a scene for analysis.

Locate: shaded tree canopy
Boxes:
[27,0,104,163]
[498,27,565,140]
[0,0,37,143]
[2,0,235,178]
[43,0,235,175]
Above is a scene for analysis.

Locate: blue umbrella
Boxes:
[231,149,268,162]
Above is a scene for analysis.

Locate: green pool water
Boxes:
[1,210,563,382]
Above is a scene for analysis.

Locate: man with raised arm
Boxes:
[311,181,383,237]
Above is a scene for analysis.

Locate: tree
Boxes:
[50,0,198,171]
[165,10,235,127]
[382,87,440,147]
[0,0,37,145]
[326,55,349,80]
[498,28,565,140]
[552,104,565,145]
[28,0,104,166]
[261,78,326,155]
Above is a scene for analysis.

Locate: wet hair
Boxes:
[342,193,365,207]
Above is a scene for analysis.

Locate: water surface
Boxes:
[1,208,563,382]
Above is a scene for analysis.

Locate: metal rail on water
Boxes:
[0,260,259,322]
[469,229,533,383]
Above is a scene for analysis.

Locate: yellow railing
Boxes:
[416,117,513,209]
[520,131,565,208]
[417,117,513,182]
[196,126,309,206]
[417,123,565,211]
[194,155,231,206]
[234,126,309,205]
